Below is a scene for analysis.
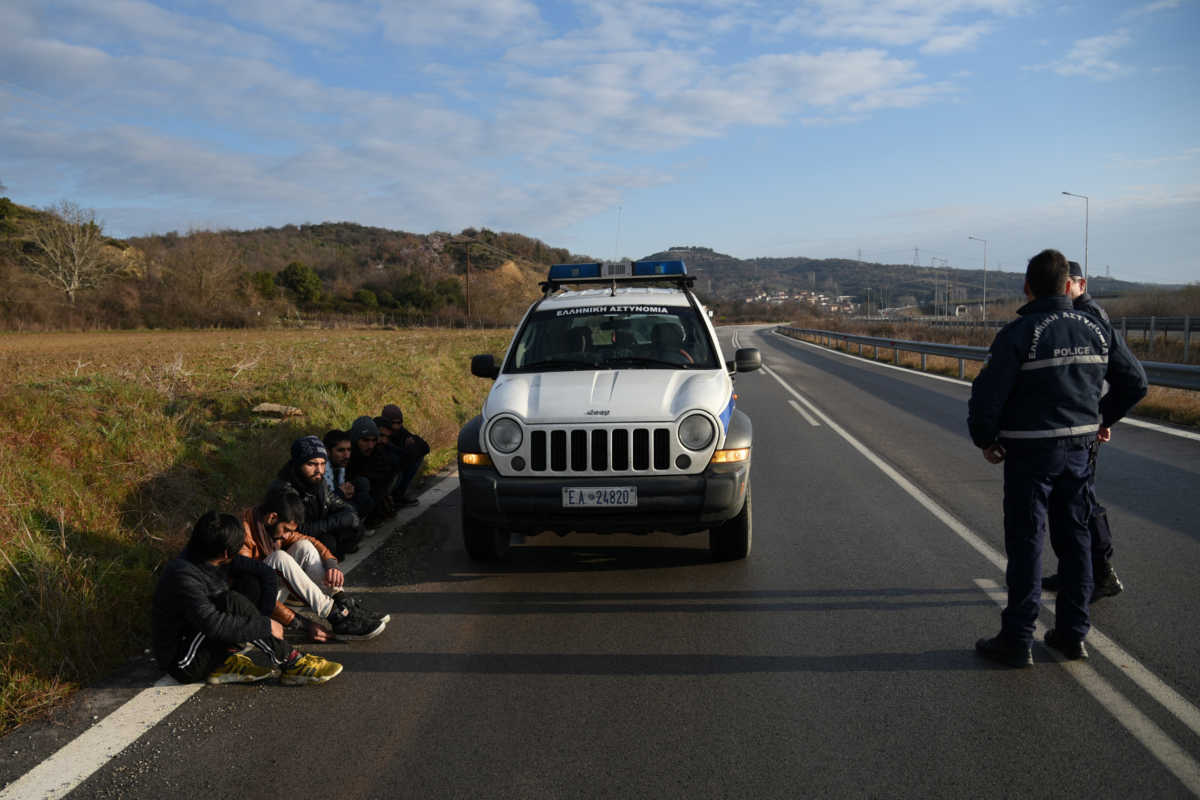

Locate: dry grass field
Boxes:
[0,327,509,735]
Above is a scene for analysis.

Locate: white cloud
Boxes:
[1108,147,1200,169]
[1026,30,1133,80]
[378,0,544,47]
[1122,0,1185,18]
[0,0,976,241]
[777,0,1023,51]
[921,22,993,54]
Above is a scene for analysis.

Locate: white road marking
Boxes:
[0,680,202,800]
[1,476,461,800]
[761,364,1200,781]
[768,328,1200,443]
[787,399,821,426]
[975,579,1200,797]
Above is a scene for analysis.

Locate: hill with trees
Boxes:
[0,193,1175,331]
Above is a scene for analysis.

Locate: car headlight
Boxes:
[678,413,715,451]
[488,418,523,454]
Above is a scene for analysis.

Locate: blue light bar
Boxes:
[632,260,687,276]
[548,263,602,280]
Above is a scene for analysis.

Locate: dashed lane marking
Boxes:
[975,579,1200,797]
[761,363,1200,792]
[787,399,821,426]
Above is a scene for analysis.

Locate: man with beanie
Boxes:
[323,428,375,523]
[348,415,402,523]
[240,490,386,642]
[152,510,343,685]
[969,249,1146,668]
[380,404,430,507]
[1041,260,1141,600]
[267,434,363,559]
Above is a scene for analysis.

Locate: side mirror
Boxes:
[471,354,500,379]
[734,347,762,373]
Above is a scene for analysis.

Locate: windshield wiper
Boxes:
[603,356,688,369]
[516,359,593,371]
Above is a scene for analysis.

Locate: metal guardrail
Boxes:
[775,327,1200,391]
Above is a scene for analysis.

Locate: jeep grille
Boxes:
[529,427,672,472]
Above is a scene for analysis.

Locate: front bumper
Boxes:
[459,459,750,534]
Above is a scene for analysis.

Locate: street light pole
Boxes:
[969,235,988,322]
[1062,191,1089,280]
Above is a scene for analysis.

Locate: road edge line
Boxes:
[0,476,461,800]
[761,364,1200,745]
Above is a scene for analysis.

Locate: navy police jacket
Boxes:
[968,296,1147,448]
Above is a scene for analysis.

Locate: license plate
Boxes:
[562,487,637,507]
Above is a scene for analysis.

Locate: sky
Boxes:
[1,0,1198,284]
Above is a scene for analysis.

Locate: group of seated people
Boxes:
[151,404,430,687]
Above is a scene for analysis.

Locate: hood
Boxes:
[484,369,731,425]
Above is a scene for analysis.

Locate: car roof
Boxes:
[537,286,694,310]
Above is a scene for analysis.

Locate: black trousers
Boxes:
[1001,439,1094,645]
[166,590,291,683]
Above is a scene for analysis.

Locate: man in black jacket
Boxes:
[1041,261,1134,600]
[151,511,342,685]
[380,404,430,507]
[968,249,1147,667]
[268,435,363,559]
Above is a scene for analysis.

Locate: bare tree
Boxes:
[165,229,243,309]
[22,200,122,304]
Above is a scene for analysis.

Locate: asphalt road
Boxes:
[8,324,1200,799]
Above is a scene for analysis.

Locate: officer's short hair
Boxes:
[1026,249,1069,298]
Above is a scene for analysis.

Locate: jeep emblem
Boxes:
[586,409,611,416]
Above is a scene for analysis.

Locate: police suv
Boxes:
[457,259,761,561]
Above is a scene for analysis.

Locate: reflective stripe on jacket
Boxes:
[969,296,1114,447]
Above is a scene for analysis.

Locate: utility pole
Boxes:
[1062,191,1089,280]
[969,236,988,322]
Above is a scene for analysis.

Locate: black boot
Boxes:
[1092,561,1124,602]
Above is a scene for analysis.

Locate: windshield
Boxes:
[505,303,719,372]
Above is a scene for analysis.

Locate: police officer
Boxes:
[1041,261,1141,600]
[969,249,1147,667]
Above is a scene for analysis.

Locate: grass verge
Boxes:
[0,327,509,736]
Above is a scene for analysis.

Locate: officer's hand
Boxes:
[982,443,1006,464]
[1097,427,1112,443]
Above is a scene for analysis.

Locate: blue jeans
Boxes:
[1001,439,1093,645]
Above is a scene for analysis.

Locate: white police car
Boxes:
[457,260,761,561]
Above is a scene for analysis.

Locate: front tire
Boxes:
[462,507,511,561]
[709,483,751,561]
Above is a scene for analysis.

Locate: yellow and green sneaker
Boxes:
[206,653,278,685]
[280,653,343,686]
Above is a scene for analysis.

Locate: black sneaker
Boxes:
[1092,562,1124,602]
[1041,573,1061,591]
[1044,628,1088,660]
[340,595,390,625]
[329,605,386,641]
[975,634,1033,668]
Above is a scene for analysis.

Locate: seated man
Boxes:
[151,510,342,686]
[269,434,363,559]
[323,428,375,524]
[348,416,403,521]
[240,490,386,642]
[380,404,430,507]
